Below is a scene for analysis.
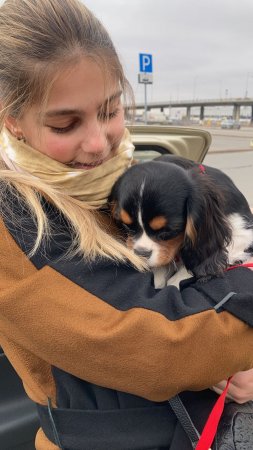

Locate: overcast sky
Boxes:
[84,0,253,104]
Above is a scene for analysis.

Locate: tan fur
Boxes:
[185,215,197,245]
[156,233,184,266]
[120,209,133,225]
[149,216,167,230]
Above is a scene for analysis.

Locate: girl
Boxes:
[0,1,252,449]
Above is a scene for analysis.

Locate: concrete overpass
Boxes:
[135,98,253,121]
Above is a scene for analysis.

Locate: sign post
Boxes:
[138,53,153,124]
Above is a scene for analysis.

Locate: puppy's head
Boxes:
[110,159,232,279]
[109,161,192,268]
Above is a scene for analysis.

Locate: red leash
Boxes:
[195,262,253,449]
[195,377,232,450]
[226,262,253,271]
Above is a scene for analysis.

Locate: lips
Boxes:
[68,161,104,170]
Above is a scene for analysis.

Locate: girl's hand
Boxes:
[212,257,253,402]
[212,369,253,403]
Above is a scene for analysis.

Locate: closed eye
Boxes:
[122,223,136,235]
[47,119,80,134]
[157,230,182,240]
[121,222,143,239]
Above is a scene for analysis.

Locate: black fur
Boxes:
[110,155,253,280]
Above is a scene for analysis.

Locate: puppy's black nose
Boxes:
[134,248,152,259]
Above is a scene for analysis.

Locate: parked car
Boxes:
[129,124,211,162]
[0,125,211,450]
[220,118,241,129]
[141,111,167,124]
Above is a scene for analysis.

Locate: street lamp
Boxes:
[244,72,253,98]
[218,79,223,99]
[193,76,198,101]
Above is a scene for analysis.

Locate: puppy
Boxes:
[109,154,253,288]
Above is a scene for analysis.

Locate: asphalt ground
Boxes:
[202,127,253,205]
[204,127,253,153]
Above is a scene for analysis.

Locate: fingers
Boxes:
[211,370,253,403]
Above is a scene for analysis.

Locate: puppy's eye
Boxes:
[122,223,130,231]
[157,230,180,240]
[122,223,135,234]
[157,232,171,240]
[127,229,137,238]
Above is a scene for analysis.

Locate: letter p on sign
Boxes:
[139,53,153,73]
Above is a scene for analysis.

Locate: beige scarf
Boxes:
[0,127,134,207]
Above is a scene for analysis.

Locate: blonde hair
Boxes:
[0,0,146,270]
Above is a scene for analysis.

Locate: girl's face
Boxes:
[7,58,125,170]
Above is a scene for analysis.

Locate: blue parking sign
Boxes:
[139,53,153,73]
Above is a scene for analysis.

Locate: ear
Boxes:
[181,174,232,279]
[108,178,120,218]
[110,200,121,221]
[4,116,24,140]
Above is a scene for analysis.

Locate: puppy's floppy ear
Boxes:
[108,180,121,221]
[108,174,129,223]
[185,213,197,247]
[181,172,232,279]
[110,200,120,220]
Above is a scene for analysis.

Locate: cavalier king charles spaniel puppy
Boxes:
[109,155,253,288]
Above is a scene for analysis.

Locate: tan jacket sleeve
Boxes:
[0,220,253,402]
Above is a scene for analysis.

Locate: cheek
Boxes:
[155,234,184,266]
[34,133,76,163]
[20,120,75,163]
[18,113,74,162]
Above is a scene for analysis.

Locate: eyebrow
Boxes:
[44,90,123,118]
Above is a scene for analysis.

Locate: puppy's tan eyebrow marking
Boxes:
[149,216,167,230]
[120,209,133,225]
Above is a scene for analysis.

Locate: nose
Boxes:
[134,248,152,259]
[81,122,107,155]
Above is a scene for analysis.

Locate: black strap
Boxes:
[47,398,63,449]
[37,401,176,450]
[168,395,200,449]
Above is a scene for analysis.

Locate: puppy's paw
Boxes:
[167,266,192,288]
